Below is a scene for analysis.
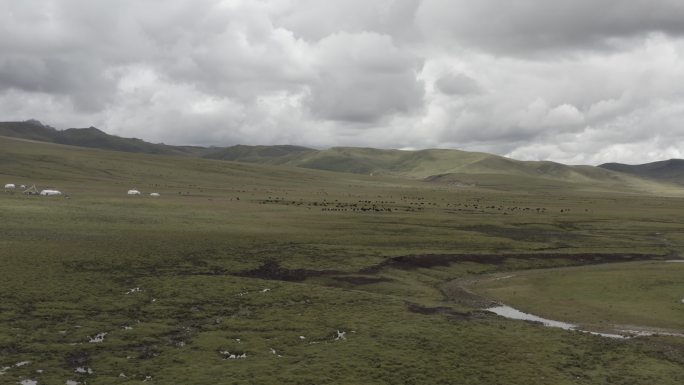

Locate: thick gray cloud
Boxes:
[435,73,480,95]
[1,0,683,164]
[271,0,422,43]
[306,32,424,122]
[416,0,684,55]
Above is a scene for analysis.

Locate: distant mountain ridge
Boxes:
[2,120,683,189]
[599,159,684,185]
[0,121,199,156]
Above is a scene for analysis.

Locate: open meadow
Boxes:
[1,136,684,384]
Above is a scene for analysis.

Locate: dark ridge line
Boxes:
[233,253,669,283]
[360,252,667,274]
[233,260,344,282]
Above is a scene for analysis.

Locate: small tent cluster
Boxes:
[8,182,162,198]
[5,183,62,196]
[127,189,160,197]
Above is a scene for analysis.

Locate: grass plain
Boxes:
[1,136,684,384]
[469,261,684,331]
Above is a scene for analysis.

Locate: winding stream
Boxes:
[486,305,684,339]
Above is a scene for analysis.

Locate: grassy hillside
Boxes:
[6,121,681,193]
[600,159,684,185]
[203,144,316,164]
[204,145,684,194]
[1,136,684,384]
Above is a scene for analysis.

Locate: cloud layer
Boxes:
[1,0,683,164]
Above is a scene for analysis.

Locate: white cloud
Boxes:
[1,0,684,164]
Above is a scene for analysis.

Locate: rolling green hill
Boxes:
[202,144,317,164]
[600,159,684,185]
[0,136,355,193]
[231,146,681,195]
[3,120,683,195]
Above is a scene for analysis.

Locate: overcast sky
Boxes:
[2,0,684,164]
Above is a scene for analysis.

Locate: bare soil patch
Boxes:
[362,253,665,273]
[234,260,342,282]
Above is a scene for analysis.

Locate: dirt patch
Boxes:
[234,260,342,282]
[331,276,392,285]
[405,302,486,320]
[406,303,457,315]
[441,282,498,308]
[0,343,20,356]
[234,254,664,283]
[160,327,196,347]
[65,350,89,368]
[132,344,161,359]
[362,253,665,274]
[639,339,684,364]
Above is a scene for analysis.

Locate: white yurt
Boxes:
[150,192,160,197]
[4,183,16,190]
[40,189,62,196]
[127,189,141,195]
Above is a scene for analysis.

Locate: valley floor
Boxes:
[1,137,683,384]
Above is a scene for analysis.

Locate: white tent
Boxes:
[4,183,15,190]
[150,192,160,197]
[40,189,62,196]
[127,189,141,195]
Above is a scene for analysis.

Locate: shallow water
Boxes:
[487,305,576,330]
[486,305,626,338]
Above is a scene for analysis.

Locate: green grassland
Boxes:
[468,261,684,331]
[1,136,684,384]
